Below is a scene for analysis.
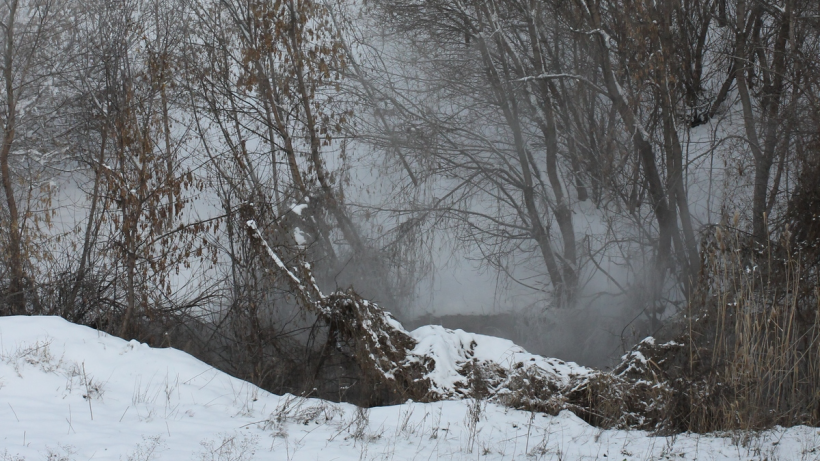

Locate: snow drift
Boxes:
[1,316,818,460]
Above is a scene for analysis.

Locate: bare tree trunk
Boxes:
[120,245,137,337]
[473,26,567,304]
[286,0,365,256]
[657,55,699,292]
[583,0,678,314]
[67,130,107,318]
[252,58,309,196]
[523,2,578,301]
[251,57,338,263]
[755,0,792,241]
[1,0,25,315]
[734,0,791,242]
[118,128,138,337]
[655,4,701,290]
[160,77,175,228]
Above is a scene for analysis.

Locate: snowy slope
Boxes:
[0,316,818,460]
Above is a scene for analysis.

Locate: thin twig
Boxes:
[82,362,94,420]
[7,403,19,422]
[119,405,130,423]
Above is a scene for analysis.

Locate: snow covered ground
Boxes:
[0,316,818,460]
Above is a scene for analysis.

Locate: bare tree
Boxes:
[0,0,69,314]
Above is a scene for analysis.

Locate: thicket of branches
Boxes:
[1,0,820,431]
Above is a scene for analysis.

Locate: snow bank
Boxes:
[0,316,818,459]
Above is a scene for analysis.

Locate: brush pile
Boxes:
[246,219,684,430]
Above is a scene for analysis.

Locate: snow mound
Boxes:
[408,325,590,396]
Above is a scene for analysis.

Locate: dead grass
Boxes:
[676,225,820,431]
[609,224,820,433]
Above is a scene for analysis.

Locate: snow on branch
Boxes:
[246,220,304,289]
[514,73,606,94]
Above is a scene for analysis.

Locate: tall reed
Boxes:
[683,225,820,431]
